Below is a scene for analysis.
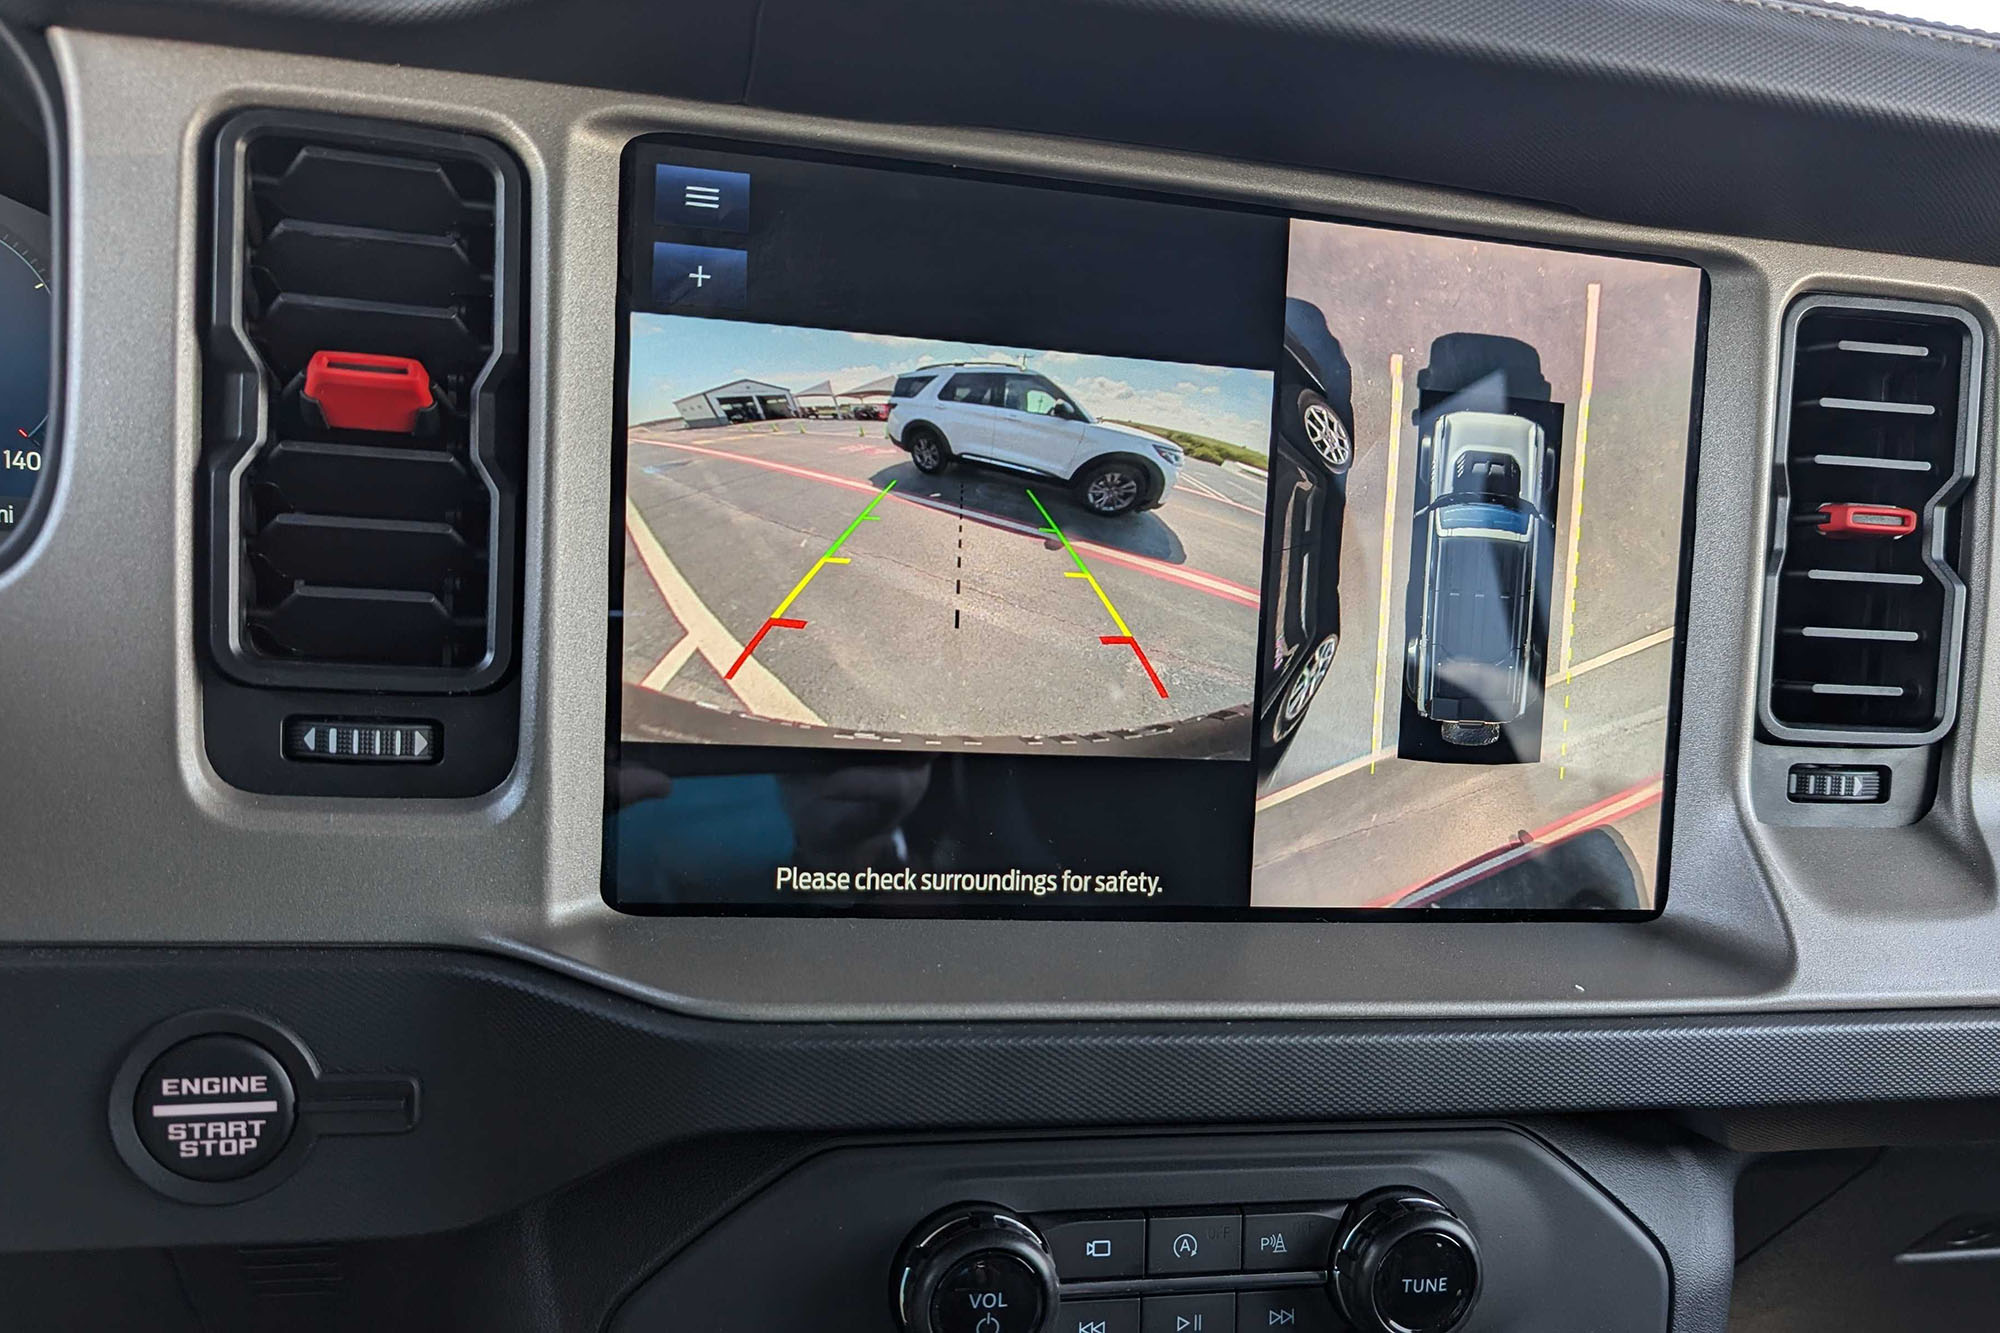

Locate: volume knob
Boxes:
[893,1205,1059,1333]
[1330,1188,1480,1333]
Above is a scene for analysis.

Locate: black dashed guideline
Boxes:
[954,476,964,630]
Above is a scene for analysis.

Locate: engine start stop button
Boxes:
[134,1034,296,1181]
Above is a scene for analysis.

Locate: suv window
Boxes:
[891,373,937,400]
[939,372,1007,407]
[1002,374,1074,417]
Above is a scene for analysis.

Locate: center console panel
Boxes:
[611,1129,1669,1333]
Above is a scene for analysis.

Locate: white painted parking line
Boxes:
[623,500,822,725]
[1274,746,1395,803]
[1255,621,1672,812]
[639,632,702,694]
[1175,473,1263,515]
[1566,625,1673,677]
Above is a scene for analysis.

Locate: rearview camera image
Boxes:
[1252,221,1701,911]
[620,316,1273,759]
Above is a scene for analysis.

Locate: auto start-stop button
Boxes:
[134,1034,296,1181]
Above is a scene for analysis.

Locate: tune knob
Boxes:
[893,1205,1059,1333]
[1330,1188,1481,1333]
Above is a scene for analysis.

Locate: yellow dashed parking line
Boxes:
[1557,280,1601,779]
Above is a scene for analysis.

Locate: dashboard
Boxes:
[3,2,2000,1331]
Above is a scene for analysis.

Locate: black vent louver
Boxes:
[204,112,524,692]
[1760,296,1981,745]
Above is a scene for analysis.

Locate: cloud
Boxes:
[1061,375,1272,452]
[832,331,944,348]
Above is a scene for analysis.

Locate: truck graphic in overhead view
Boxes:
[1404,409,1550,748]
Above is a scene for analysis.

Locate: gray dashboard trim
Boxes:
[20,0,2000,275]
[0,945,1953,1260]
[5,29,2000,1021]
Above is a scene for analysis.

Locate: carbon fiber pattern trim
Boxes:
[0,946,1992,1253]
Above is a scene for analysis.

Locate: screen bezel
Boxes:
[602,131,1710,923]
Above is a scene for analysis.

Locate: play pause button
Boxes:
[1142,1293,1233,1333]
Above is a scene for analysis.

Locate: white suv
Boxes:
[885,363,1185,516]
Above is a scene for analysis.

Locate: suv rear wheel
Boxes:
[1271,634,1338,745]
[1075,459,1147,515]
[906,424,951,474]
[1298,388,1352,472]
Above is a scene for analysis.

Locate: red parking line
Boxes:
[1099,635,1169,698]
[724,616,809,680]
[631,434,1259,606]
[1366,775,1665,908]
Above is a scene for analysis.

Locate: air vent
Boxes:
[203,111,524,692]
[1759,295,1981,745]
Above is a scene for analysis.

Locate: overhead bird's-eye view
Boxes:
[6,1,2000,1330]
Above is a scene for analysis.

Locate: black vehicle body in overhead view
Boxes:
[1398,331,1563,763]
[1257,297,1355,771]
[1404,409,1549,748]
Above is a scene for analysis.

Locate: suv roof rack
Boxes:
[906,359,1024,373]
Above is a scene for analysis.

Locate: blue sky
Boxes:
[628,314,1276,452]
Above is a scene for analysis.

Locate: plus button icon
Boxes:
[688,265,712,288]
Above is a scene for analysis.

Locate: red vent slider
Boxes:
[302,351,435,434]
[1816,502,1918,539]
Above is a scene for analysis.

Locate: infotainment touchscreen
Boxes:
[605,137,1704,917]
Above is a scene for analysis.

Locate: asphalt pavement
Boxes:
[620,420,1268,756]
[1251,224,1703,908]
